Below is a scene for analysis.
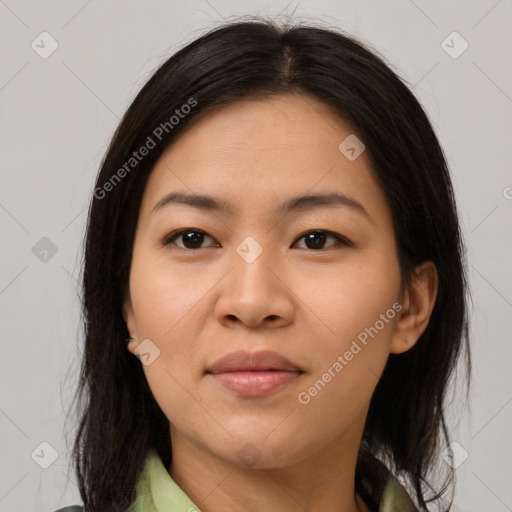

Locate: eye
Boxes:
[163,229,219,250]
[293,230,351,250]
[162,228,350,251]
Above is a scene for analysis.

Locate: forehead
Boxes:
[138,94,387,223]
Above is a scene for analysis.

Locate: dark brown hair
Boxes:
[67,17,470,511]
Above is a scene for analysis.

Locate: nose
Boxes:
[214,243,294,329]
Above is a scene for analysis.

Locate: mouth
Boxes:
[208,369,304,396]
[205,350,305,397]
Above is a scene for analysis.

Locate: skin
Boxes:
[123,93,438,512]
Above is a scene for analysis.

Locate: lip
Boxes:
[206,350,304,396]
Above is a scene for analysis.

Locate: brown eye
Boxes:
[294,230,350,250]
[164,229,218,250]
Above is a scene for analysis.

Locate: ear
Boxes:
[123,295,138,355]
[390,261,438,354]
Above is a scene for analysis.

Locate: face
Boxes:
[123,93,412,469]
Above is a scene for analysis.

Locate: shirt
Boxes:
[55,449,418,512]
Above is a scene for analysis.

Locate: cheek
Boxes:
[294,301,396,445]
[292,250,401,404]
[293,248,402,345]
[128,244,212,341]
[128,245,221,412]
[128,251,209,429]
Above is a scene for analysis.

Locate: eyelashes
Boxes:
[295,231,352,250]
[163,229,219,250]
[162,228,352,251]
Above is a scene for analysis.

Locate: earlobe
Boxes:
[390,261,438,354]
[123,299,138,354]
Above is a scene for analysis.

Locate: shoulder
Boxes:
[357,451,419,512]
[379,476,418,512]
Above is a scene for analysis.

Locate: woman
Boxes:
[59,17,470,512]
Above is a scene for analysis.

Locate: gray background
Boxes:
[0,1,511,511]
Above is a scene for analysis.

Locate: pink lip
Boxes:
[211,370,302,396]
[206,350,304,396]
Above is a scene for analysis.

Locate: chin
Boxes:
[205,430,311,470]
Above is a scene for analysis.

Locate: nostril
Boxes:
[224,314,279,325]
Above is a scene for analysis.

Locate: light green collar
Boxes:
[128,450,200,511]
[128,450,417,512]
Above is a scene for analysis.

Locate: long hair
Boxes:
[68,17,470,511]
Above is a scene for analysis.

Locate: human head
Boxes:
[72,18,470,512]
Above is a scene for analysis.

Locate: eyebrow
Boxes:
[151,191,370,220]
